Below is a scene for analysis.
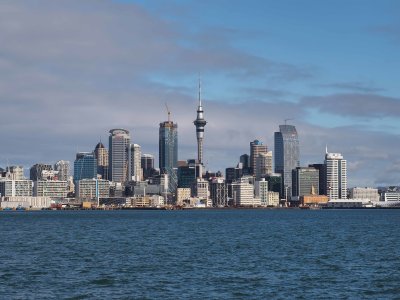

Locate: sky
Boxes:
[1,0,400,187]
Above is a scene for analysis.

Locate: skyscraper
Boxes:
[129,143,142,182]
[141,154,154,179]
[274,124,299,198]
[255,151,273,180]
[159,115,178,193]
[193,79,207,165]
[108,129,130,183]
[94,142,109,180]
[250,140,268,175]
[325,150,347,200]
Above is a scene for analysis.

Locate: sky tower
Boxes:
[193,79,207,165]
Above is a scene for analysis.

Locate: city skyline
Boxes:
[1,1,400,187]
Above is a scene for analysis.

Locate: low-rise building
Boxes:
[0,180,33,197]
[2,196,51,209]
[176,188,191,206]
[266,191,280,207]
[76,179,109,200]
[349,187,379,202]
[33,180,68,199]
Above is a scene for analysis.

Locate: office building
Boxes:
[94,142,109,180]
[325,150,347,200]
[255,179,269,206]
[73,152,97,182]
[263,173,282,198]
[349,187,379,202]
[159,114,178,192]
[255,151,273,180]
[141,154,155,179]
[250,140,268,175]
[30,164,53,181]
[231,178,259,206]
[239,154,251,175]
[274,124,299,198]
[0,180,33,197]
[308,163,326,195]
[109,129,131,183]
[129,144,142,182]
[292,167,319,197]
[54,160,70,182]
[33,180,68,198]
[210,177,228,207]
[76,178,110,200]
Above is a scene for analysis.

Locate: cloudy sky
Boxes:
[1,0,399,187]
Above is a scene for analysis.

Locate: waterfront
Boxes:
[1,210,399,299]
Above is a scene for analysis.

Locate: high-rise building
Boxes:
[129,144,142,182]
[109,129,131,183]
[239,154,251,175]
[73,152,97,182]
[292,167,319,197]
[308,163,326,195]
[325,150,347,200]
[30,164,53,181]
[193,79,207,165]
[141,154,154,179]
[159,115,178,193]
[54,160,70,182]
[274,125,299,198]
[250,140,268,175]
[94,142,109,180]
[255,179,269,207]
[255,151,273,180]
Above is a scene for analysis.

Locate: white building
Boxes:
[33,180,68,199]
[382,192,400,202]
[267,191,280,207]
[325,151,347,200]
[0,180,33,197]
[2,196,51,209]
[129,143,143,182]
[193,178,209,203]
[76,179,110,200]
[255,179,269,206]
[232,179,260,206]
[349,187,379,202]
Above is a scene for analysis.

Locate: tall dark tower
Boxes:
[193,79,207,165]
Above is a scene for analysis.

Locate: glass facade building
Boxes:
[274,125,299,198]
[73,152,97,182]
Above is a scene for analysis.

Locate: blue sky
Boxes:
[0,0,400,186]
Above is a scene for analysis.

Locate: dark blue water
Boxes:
[0,210,399,299]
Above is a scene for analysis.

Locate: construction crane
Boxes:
[165,103,171,122]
